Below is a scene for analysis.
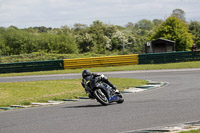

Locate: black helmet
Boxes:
[82,69,92,78]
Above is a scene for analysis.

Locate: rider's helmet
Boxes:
[82,69,92,78]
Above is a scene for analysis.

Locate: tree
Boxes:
[4,28,27,55]
[153,19,163,26]
[0,34,9,55]
[111,30,127,51]
[56,34,78,54]
[76,33,94,53]
[189,21,200,48]
[73,23,88,34]
[88,20,112,53]
[134,19,154,30]
[60,25,71,34]
[151,16,193,51]
[172,9,186,21]
[125,22,134,29]
[33,26,52,33]
[133,19,155,36]
[37,33,78,54]
[123,19,155,54]
[133,35,146,53]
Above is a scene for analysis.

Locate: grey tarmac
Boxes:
[0,68,200,133]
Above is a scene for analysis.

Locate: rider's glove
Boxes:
[112,86,117,90]
[100,74,107,80]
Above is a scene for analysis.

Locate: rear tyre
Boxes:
[93,89,109,106]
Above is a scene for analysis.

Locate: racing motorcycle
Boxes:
[86,78,124,105]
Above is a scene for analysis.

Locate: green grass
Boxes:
[0,61,200,77]
[0,78,147,107]
[179,129,200,133]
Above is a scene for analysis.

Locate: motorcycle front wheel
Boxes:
[116,94,124,104]
[93,89,109,106]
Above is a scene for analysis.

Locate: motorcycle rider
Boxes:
[81,69,119,99]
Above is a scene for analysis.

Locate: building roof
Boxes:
[152,38,175,43]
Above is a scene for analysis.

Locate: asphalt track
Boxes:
[0,68,200,133]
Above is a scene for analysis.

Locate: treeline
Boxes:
[0,21,152,56]
[0,9,200,56]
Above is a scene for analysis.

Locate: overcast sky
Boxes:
[0,0,200,28]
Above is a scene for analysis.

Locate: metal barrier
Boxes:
[63,54,139,69]
[139,51,200,64]
[0,60,64,73]
[1,51,199,74]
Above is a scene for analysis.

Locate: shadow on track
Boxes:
[63,103,117,109]
[63,104,103,108]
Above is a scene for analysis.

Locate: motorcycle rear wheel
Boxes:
[94,89,109,106]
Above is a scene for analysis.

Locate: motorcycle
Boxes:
[86,78,124,105]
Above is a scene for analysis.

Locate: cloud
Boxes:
[0,0,200,28]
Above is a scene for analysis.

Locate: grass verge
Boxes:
[0,78,147,107]
[0,61,200,77]
[179,129,200,133]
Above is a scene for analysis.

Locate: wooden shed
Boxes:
[145,38,175,53]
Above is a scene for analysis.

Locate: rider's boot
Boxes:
[88,93,95,99]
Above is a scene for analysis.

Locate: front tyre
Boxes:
[116,94,124,104]
[93,89,109,106]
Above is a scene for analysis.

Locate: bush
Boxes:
[0,52,116,63]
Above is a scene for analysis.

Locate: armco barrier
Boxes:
[0,60,64,73]
[139,51,200,64]
[1,51,199,74]
[63,54,138,69]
